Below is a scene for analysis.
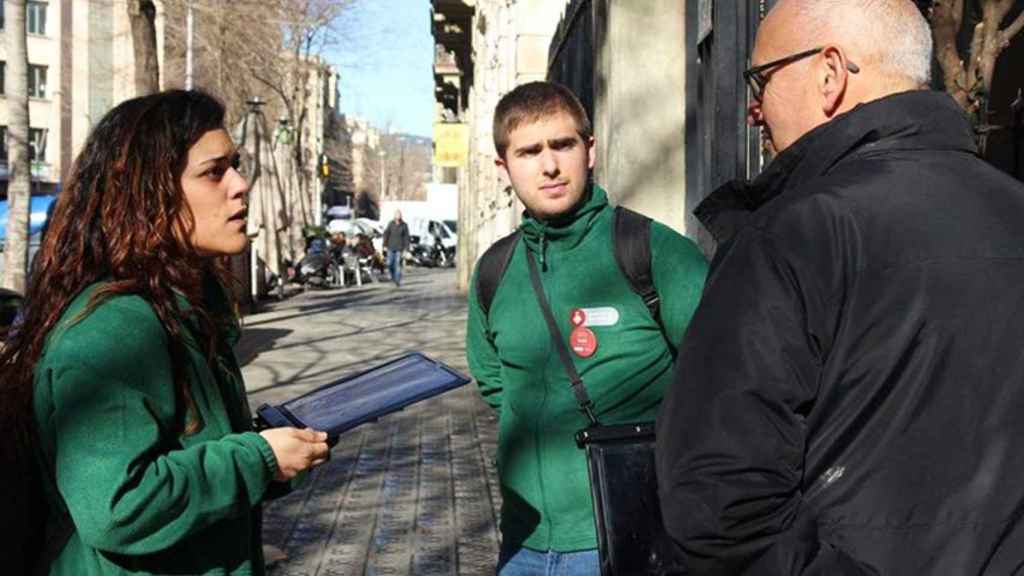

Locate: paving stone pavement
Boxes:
[236,267,502,576]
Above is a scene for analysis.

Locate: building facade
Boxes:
[0,0,139,198]
[431,0,717,291]
[432,0,569,291]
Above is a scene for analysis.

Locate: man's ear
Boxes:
[820,45,850,117]
[586,136,596,170]
[495,155,510,181]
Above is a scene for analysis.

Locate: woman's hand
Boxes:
[259,427,330,482]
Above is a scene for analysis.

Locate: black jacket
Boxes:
[383,220,410,252]
[656,90,1024,575]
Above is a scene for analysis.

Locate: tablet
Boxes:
[254,352,471,442]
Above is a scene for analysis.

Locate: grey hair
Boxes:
[790,0,932,86]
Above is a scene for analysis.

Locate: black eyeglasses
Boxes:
[743,47,861,102]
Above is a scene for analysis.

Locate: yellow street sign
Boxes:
[434,123,469,168]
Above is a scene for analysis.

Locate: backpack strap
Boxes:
[612,206,661,326]
[477,207,661,326]
[476,230,522,317]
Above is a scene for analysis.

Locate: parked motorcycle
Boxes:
[407,235,455,268]
[294,236,344,288]
[408,240,435,267]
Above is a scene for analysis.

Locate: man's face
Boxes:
[747,8,823,153]
[496,111,595,221]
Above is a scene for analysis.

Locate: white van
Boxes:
[407,217,457,250]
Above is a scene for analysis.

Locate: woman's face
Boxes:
[180,128,250,257]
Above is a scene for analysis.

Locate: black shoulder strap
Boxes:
[525,250,600,426]
[476,230,521,316]
[612,206,660,325]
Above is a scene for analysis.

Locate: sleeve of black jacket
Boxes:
[655,220,866,575]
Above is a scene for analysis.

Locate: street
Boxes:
[237,267,501,576]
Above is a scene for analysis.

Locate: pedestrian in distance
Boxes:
[0,89,330,575]
[382,210,410,287]
[466,81,708,575]
[656,1,1024,574]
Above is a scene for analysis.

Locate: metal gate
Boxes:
[548,0,595,121]
[685,0,773,254]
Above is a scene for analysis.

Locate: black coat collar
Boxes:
[696,90,978,244]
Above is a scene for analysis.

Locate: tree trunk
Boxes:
[931,0,1024,116]
[128,0,160,95]
[3,0,32,293]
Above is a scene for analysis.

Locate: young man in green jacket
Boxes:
[465,81,708,575]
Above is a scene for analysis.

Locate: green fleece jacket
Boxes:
[33,281,278,575]
[466,186,708,552]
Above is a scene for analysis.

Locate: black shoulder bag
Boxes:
[525,251,685,576]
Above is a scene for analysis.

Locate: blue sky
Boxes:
[328,0,434,138]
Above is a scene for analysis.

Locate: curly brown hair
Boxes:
[0,89,237,439]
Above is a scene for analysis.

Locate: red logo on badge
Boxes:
[570,326,598,358]
[570,308,587,327]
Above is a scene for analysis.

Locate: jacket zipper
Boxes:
[537,252,552,547]
[539,231,548,271]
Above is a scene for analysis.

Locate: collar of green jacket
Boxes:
[519,184,608,262]
[175,273,242,347]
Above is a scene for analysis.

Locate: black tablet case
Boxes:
[255,352,471,442]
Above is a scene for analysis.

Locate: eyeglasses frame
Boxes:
[743,46,861,102]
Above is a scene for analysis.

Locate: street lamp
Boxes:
[186,0,194,89]
[379,148,387,200]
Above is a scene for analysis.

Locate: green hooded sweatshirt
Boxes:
[33,281,279,575]
[466,185,708,552]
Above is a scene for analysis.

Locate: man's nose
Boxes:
[540,149,559,176]
[747,100,764,127]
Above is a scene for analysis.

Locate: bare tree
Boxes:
[159,0,288,126]
[128,0,160,94]
[931,0,1024,127]
[3,0,32,293]
[245,0,352,227]
[380,133,431,202]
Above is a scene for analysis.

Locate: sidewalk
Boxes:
[237,267,502,576]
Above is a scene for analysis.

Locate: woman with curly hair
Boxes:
[0,90,329,575]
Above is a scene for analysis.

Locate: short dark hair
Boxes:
[492,81,592,159]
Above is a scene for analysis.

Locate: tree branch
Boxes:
[932,0,970,109]
[999,7,1024,47]
[965,20,985,99]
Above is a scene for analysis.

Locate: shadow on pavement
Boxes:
[235,328,294,367]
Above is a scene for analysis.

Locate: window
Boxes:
[27,2,47,36]
[29,128,47,162]
[0,127,49,162]
[0,61,5,96]
[28,65,47,99]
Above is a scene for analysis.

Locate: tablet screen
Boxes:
[280,353,470,434]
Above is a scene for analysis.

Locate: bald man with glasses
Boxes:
[656,0,1024,574]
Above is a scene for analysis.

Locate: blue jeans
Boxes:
[497,547,599,576]
[387,249,403,285]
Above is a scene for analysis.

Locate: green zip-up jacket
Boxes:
[466,185,708,552]
[33,281,278,575]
